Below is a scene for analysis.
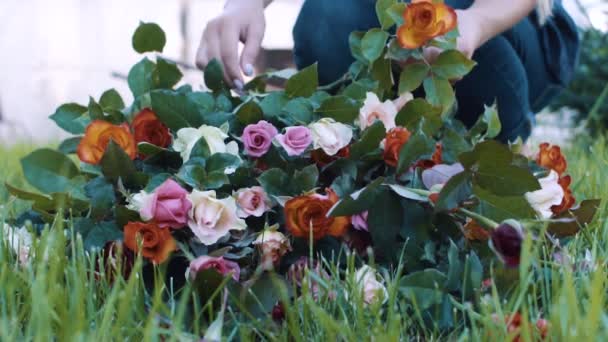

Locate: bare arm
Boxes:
[196,0,275,89]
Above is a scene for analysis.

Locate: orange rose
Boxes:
[551,175,575,215]
[397,0,458,49]
[464,219,490,241]
[123,221,176,264]
[536,143,567,176]
[132,108,172,149]
[77,120,137,164]
[383,127,411,167]
[311,146,350,167]
[284,189,350,241]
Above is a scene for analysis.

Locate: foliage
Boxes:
[1,2,602,339]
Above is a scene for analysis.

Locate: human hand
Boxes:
[195,0,267,89]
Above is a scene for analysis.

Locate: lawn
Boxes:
[0,135,606,341]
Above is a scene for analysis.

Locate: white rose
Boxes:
[309,118,353,156]
[524,170,564,219]
[354,265,388,305]
[126,190,155,221]
[173,125,240,163]
[358,92,399,131]
[187,190,247,245]
[2,224,33,266]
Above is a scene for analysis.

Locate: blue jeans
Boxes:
[293,0,579,142]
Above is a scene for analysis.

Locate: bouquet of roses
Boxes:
[5,0,599,325]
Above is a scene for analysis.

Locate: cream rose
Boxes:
[253,229,291,271]
[173,125,239,163]
[524,170,564,219]
[309,118,353,156]
[354,265,388,305]
[187,190,247,245]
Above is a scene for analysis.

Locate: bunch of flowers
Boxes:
[5,0,598,330]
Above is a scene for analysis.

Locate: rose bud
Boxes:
[354,265,388,306]
[187,255,240,281]
[234,186,272,218]
[252,229,292,271]
[271,302,286,323]
[489,220,524,268]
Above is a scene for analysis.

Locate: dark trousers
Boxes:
[293,0,577,142]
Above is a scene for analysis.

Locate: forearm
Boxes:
[465,0,537,46]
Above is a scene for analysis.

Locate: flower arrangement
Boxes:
[4,0,599,329]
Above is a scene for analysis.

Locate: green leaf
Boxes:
[292,165,319,194]
[395,98,442,128]
[190,137,211,159]
[177,158,208,190]
[58,137,82,154]
[285,63,318,98]
[82,221,123,251]
[328,178,384,217]
[88,97,104,121]
[186,92,216,114]
[387,185,429,202]
[367,188,403,262]
[376,0,397,29]
[21,148,80,194]
[423,76,455,113]
[100,141,138,185]
[132,22,166,53]
[349,31,366,63]
[474,185,536,221]
[396,133,436,174]
[205,153,242,175]
[462,252,483,299]
[150,89,204,130]
[387,3,407,27]
[204,59,226,92]
[156,58,183,89]
[235,100,263,125]
[371,54,393,92]
[445,241,463,291]
[349,121,386,159]
[458,140,513,169]
[435,171,472,211]
[482,104,501,139]
[128,57,157,97]
[257,168,291,196]
[85,177,116,220]
[547,199,601,237]
[399,269,446,310]
[399,63,429,93]
[99,89,125,111]
[316,95,360,123]
[50,103,90,134]
[282,98,313,125]
[260,92,289,119]
[342,80,378,100]
[474,164,540,196]
[386,38,412,61]
[431,50,476,80]
[361,28,389,64]
[239,273,288,317]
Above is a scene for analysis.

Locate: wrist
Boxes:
[456,9,487,50]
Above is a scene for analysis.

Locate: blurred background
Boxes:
[0,0,606,143]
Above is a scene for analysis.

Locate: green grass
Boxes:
[1,137,607,341]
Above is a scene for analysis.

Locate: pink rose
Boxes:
[352,211,369,232]
[131,179,192,229]
[242,120,278,157]
[275,126,312,156]
[187,255,240,281]
[235,186,272,218]
[359,92,399,131]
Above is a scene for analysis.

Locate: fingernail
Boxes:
[244,64,254,76]
[234,79,244,90]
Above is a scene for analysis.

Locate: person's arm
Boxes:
[196,0,274,89]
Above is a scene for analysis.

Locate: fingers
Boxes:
[240,23,265,78]
[196,19,240,89]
